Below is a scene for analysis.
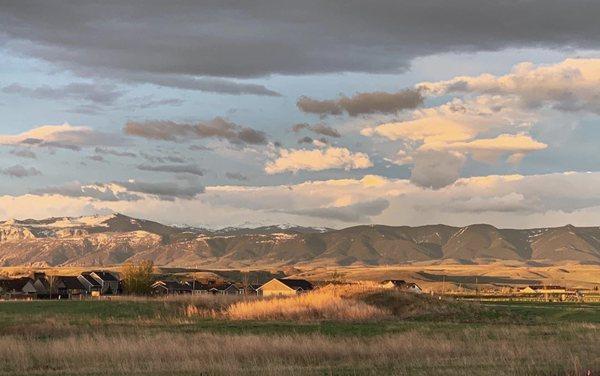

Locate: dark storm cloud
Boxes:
[1,164,41,178]
[137,164,205,176]
[4,1,597,83]
[297,89,424,117]
[1,83,124,105]
[124,117,267,145]
[285,198,390,222]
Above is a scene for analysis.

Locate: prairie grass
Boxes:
[226,290,389,321]
[221,282,486,322]
[0,324,597,375]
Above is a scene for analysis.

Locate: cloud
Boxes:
[0,124,125,149]
[225,172,248,181]
[3,2,600,86]
[33,181,142,202]
[137,164,204,176]
[409,150,466,189]
[265,146,372,174]
[139,153,185,164]
[94,147,136,158]
[297,136,314,144]
[292,123,340,137]
[362,93,546,184]
[1,165,42,178]
[34,179,204,201]
[2,82,124,105]
[87,155,105,162]
[418,58,600,113]
[5,172,600,228]
[297,89,423,117]
[285,198,389,222]
[426,133,548,164]
[9,149,36,159]
[115,180,205,201]
[124,117,267,145]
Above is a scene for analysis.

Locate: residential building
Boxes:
[257,278,313,296]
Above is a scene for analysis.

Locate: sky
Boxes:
[1,1,600,229]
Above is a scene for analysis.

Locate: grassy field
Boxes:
[0,288,599,375]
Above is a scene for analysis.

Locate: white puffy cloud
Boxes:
[0,123,124,150]
[418,58,600,113]
[3,172,600,228]
[265,146,373,174]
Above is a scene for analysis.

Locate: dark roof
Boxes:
[153,280,192,291]
[79,273,102,286]
[527,285,566,290]
[277,278,313,290]
[59,276,86,290]
[208,283,238,291]
[0,277,32,292]
[186,280,207,290]
[91,271,118,282]
[382,280,406,286]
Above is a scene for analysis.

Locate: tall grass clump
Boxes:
[226,289,389,321]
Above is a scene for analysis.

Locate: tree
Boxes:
[121,260,154,295]
[46,275,59,299]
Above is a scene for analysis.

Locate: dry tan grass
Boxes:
[226,289,389,321]
[0,324,597,375]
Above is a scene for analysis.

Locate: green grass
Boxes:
[0,299,598,375]
[480,301,600,323]
[0,298,598,337]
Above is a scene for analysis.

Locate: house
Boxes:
[520,285,567,294]
[257,278,313,296]
[381,280,422,293]
[405,283,423,294]
[57,276,87,299]
[240,284,262,295]
[151,280,192,295]
[0,277,36,298]
[78,273,103,296]
[82,271,119,295]
[207,282,241,295]
[30,272,61,298]
[187,280,209,294]
[381,280,406,289]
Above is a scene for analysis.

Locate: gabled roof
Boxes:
[58,276,86,290]
[152,280,191,291]
[0,277,33,292]
[79,273,102,286]
[381,280,406,286]
[208,283,238,291]
[91,271,118,282]
[276,278,313,290]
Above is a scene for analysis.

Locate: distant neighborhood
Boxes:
[0,271,431,300]
[3,270,598,302]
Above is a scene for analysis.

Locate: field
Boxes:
[0,286,599,375]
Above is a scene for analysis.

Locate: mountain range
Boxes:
[1,213,599,267]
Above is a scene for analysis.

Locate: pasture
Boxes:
[0,288,598,375]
